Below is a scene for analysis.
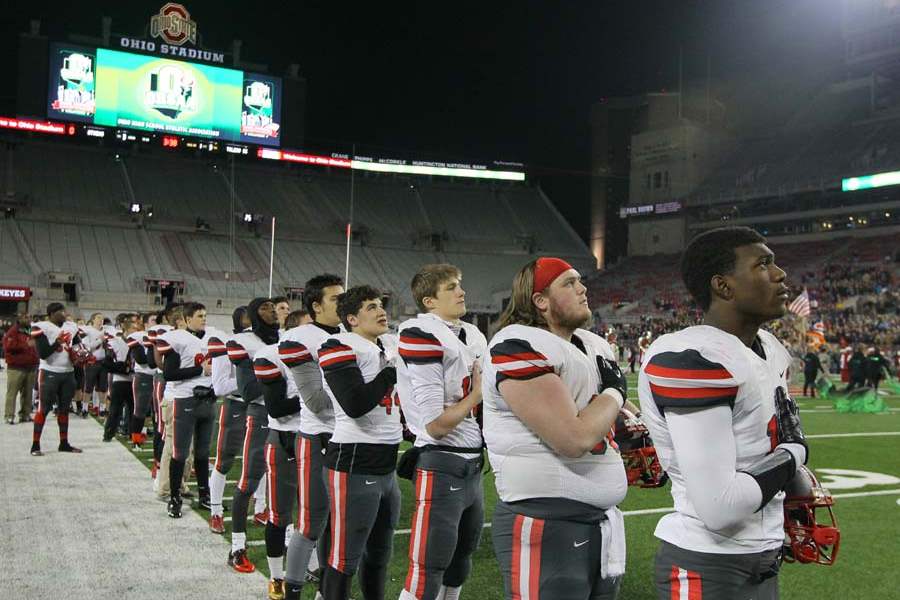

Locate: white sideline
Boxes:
[807,431,900,439]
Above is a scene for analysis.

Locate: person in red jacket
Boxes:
[4,313,39,424]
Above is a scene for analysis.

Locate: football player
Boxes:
[483,258,629,600]
[102,313,139,442]
[159,302,226,518]
[226,297,280,573]
[253,337,304,600]
[30,302,84,455]
[318,285,400,600]
[278,274,345,599]
[396,264,487,600]
[207,306,248,535]
[638,226,808,599]
[127,313,155,448]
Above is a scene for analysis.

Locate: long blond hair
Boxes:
[494,259,547,332]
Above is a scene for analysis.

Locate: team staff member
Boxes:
[319,286,400,600]
[278,273,345,598]
[396,264,487,600]
[4,312,38,424]
[159,302,225,518]
[483,258,629,600]
[30,303,85,456]
[639,227,808,599]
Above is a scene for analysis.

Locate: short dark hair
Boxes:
[141,312,154,326]
[46,302,65,317]
[303,274,344,315]
[183,302,206,318]
[270,295,289,306]
[681,226,766,311]
[337,285,382,330]
[284,309,309,330]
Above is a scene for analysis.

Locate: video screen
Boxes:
[47,44,282,146]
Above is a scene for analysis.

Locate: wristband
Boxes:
[601,387,625,410]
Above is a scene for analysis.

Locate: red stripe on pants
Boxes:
[404,469,433,598]
[511,514,543,600]
[295,436,312,536]
[327,469,348,572]
[237,416,253,491]
[265,443,278,526]
[213,404,226,471]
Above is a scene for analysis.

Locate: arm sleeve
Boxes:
[292,362,332,413]
[319,340,396,419]
[227,340,264,400]
[211,355,237,397]
[399,326,446,424]
[163,350,203,381]
[253,357,302,418]
[105,357,130,374]
[32,329,58,360]
[130,343,148,366]
[666,405,763,531]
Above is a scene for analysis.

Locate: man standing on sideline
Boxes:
[396,264,488,600]
[802,347,825,397]
[4,312,38,424]
[30,303,84,455]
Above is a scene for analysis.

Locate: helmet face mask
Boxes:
[782,466,840,566]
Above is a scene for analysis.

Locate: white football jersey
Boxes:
[396,313,487,453]
[226,331,268,405]
[32,320,81,373]
[108,335,133,383]
[253,343,302,432]
[482,324,628,508]
[80,325,107,360]
[157,327,226,398]
[638,325,792,554]
[320,332,401,445]
[126,331,156,376]
[279,323,336,435]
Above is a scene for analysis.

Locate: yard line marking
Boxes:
[831,488,900,499]
[802,408,900,413]
[807,431,900,439]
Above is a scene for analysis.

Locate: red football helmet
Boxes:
[783,465,840,566]
[613,409,668,488]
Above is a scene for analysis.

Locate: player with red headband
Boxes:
[483,257,630,600]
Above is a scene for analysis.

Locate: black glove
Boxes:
[597,357,627,406]
[774,386,807,462]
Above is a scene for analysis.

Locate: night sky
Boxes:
[2,1,844,241]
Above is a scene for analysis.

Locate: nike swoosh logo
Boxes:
[232,414,241,417]
[365,480,376,485]
[184,409,193,412]
[450,486,462,491]
[574,540,589,548]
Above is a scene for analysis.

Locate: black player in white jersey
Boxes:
[226,297,280,573]
[30,303,84,455]
[278,274,345,599]
[102,313,139,442]
[639,227,811,599]
[159,302,225,519]
[318,285,400,600]
[396,264,488,600]
[483,258,629,600]
[127,313,156,448]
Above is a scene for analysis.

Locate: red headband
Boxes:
[532,257,573,294]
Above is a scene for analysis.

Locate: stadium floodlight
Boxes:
[130,203,141,214]
[842,170,900,192]
[243,213,253,223]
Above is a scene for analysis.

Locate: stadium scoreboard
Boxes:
[47,43,282,147]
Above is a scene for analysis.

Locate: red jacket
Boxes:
[2,323,39,369]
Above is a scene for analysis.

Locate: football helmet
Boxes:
[782,465,840,566]
[613,409,667,488]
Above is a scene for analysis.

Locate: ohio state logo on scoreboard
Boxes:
[150,3,198,47]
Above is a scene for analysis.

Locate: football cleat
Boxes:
[613,409,667,488]
[209,515,225,534]
[58,443,83,453]
[268,578,285,600]
[197,495,212,511]
[783,465,840,566]
[227,548,256,573]
[253,510,269,526]
[30,445,43,457]
[167,497,183,519]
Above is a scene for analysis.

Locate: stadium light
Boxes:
[243,213,253,223]
[842,170,900,192]
[130,203,142,214]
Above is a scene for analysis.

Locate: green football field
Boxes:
[108,375,900,599]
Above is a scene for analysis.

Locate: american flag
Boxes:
[788,288,810,317]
